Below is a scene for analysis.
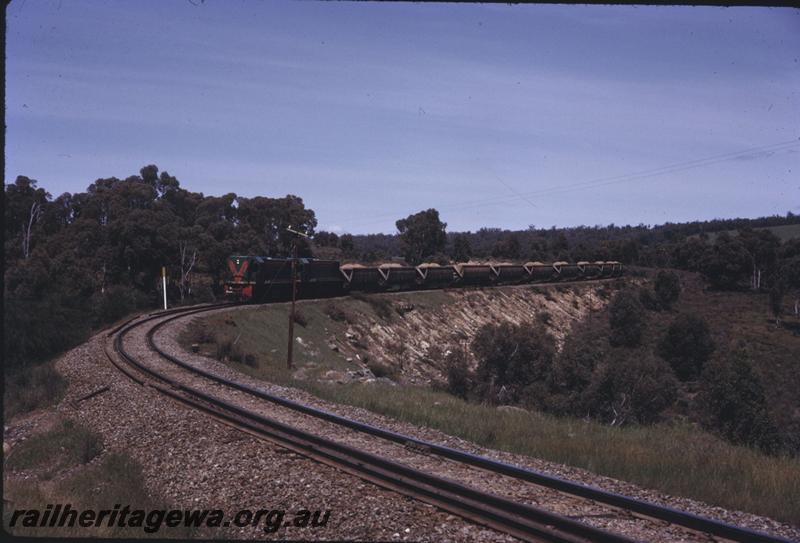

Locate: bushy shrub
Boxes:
[580,351,678,425]
[472,321,556,403]
[653,270,681,309]
[187,321,215,344]
[520,380,552,411]
[4,362,68,417]
[769,284,784,325]
[444,346,471,399]
[217,340,255,367]
[4,295,92,369]
[424,343,471,397]
[228,345,243,363]
[292,309,308,327]
[241,353,256,367]
[536,310,552,325]
[367,360,397,380]
[324,303,348,322]
[6,418,103,472]
[215,339,233,360]
[698,234,751,290]
[657,313,715,381]
[552,327,605,397]
[638,286,659,310]
[351,292,394,321]
[92,285,139,325]
[696,353,781,453]
[550,310,678,424]
[608,290,646,347]
[192,284,216,303]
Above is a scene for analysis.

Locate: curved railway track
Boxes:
[106,301,793,543]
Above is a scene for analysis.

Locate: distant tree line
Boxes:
[330,214,800,267]
[316,209,800,315]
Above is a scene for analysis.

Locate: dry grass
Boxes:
[5,453,194,538]
[4,361,67,418]
[6,418,103,478]
[366,360,398,380]
[304,381,800,526]
[4,417,193,538]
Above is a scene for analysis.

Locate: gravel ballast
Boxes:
[5,307,799,542]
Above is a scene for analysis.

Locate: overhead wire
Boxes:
[494,174,538,209]
[339,138,800,229]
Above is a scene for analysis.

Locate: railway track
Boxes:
[106,302,794,543]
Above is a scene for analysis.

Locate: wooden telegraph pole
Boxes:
[286,227,308,369]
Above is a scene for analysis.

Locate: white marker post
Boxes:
[285,227,309,369]
[162,266,168,310]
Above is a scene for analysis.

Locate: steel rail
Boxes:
[110,307,639,543]
[147,305,795,543]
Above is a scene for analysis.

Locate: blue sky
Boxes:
[5,1,799,234]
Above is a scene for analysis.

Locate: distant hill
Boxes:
[345,213,800,265]
[693,223,800,243]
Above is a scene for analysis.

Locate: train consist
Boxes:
[223,256,623,303]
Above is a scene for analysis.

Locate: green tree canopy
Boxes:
[608,290,647,347]
[471,321,556,404]
[3,165,320,372]
[653,270,681,309]
[451,234,472,263]
[491,233,521,260]
[580,351,678,426]
[698,232,751,289]
[395,208,447,265]
[657,313,715,380]
[314,231,340,248]
[697,352,781,453]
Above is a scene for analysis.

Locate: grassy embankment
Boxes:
[303,384,800,526]
[183,287,800,526]
[4,418,193,538]
[185,289,453,384]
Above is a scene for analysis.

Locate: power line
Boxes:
[346,138,799,226]
[339,138,800,229]
[494,175,538,209]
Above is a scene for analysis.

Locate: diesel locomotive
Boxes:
[223,256,623,303]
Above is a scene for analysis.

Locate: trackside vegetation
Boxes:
[4,418,194,538]
[6,418,103,476]
[185,279,800,526]
[300,382,800,527]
